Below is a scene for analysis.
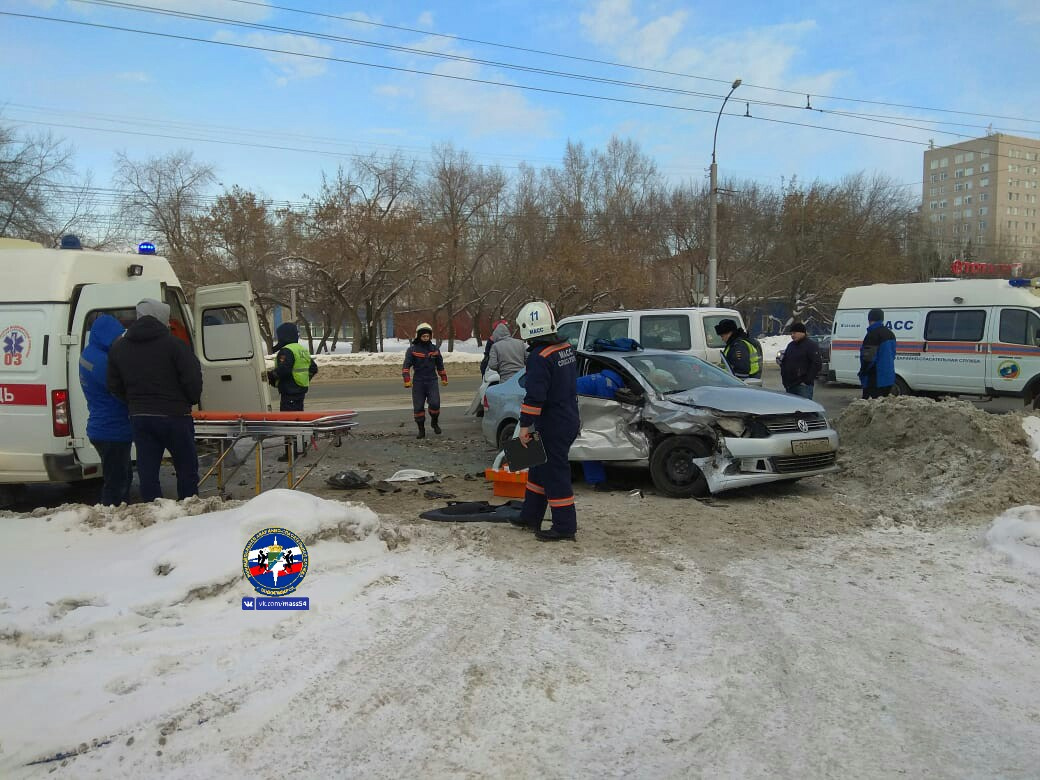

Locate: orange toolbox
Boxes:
[484,467,528,498]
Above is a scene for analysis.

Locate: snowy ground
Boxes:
[3,488,1040,778]
[4,402,1040,778]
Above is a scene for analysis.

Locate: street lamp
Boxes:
[707,78,742,308]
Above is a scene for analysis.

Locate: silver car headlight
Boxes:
[715,417,746,437]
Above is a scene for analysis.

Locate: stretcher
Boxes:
[191,410,358,496]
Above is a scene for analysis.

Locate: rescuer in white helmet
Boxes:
[402,322,447,438]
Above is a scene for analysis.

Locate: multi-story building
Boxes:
[923,133,1040,266]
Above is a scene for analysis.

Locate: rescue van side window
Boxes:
[557,321,581,348]
[583,318,628,349]
[924,310,986,341]
[201,306,254,361]
[640,315,692,350]
[701,315,734,349]
[998,309,1040,346]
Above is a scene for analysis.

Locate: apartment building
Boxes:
[923,133,1040,265]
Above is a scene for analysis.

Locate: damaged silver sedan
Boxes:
[483,348,839,498]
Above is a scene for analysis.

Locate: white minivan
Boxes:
[555,307,747,364]
[0,237,273,505]
[831,278,1040,404]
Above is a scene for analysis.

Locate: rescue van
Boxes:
[830,278,1040,405]
[555,307,747,364]
[0,237,273,505]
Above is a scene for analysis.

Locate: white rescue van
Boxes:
[831,278,1040,404]
[0,237,273,504]
[555,307,747,364]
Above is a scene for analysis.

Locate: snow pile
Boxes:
[1022,416,1040,461]
[985,506,1040,572]
[833,397,1040,525]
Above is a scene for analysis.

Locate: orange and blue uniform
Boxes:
[403,339,447,426]
[518,337,579,535]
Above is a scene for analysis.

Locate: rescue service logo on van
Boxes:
[1,325,30,366]
[998,360,1021,380]
[243,527,309,597]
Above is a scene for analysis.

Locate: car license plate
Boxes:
[791,438,832,456]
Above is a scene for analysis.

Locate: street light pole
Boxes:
[708,78,742,308]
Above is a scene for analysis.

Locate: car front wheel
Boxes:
[649,435,710,498]
[497,420,518,450]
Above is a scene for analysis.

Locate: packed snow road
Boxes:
[2,398,1040,778]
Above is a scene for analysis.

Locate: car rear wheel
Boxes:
[497,420,518,450]
[649,435,710,498]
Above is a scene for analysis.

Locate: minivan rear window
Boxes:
[583,318,629,349]
[639,315,691,350]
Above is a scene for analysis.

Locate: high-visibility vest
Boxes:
[743,338,762,377]
[284,342,312,388]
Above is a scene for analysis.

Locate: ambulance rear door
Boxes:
[192,282,273,412]
[68,280,165,467]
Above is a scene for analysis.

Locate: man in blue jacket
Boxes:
[859,308,897,399]
[79,314,133,505]
[576,368,625,491]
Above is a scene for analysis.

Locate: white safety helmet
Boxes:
[415,322,433,338]
[516,301,557,341]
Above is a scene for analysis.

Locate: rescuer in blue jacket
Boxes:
[403,322,448,439]
[859,308,897,399]
[513,301,580,542]
[576,368,625,491]
[79,314,133,505]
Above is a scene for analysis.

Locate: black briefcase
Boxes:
[503,433,547,470]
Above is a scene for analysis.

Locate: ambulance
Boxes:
[0,236,273,506]
[830,278,1040,405]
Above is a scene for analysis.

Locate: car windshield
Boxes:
[621,353,745,393]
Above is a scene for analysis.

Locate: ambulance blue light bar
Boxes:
[1009,277,1040,289]
[137,242,156,255]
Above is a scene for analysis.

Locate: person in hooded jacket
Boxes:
[715,319,763,381]
[486,320,527,383]
[107,299,203,502]
[480,318,510,376]
[576,367,626,492]
[859,308,897,399]
[267,322,318,412]
[402,322,447,439]
[79,314,133,505]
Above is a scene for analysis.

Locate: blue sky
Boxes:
[2,0,1039,205]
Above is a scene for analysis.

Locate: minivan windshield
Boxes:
[622,353,745,393]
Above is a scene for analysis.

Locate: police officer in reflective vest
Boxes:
[268,322,318,412]
[403,322,447,439]
[715,318,762,381]
[512,301,580,542]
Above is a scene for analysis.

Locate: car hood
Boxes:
[664,385,825,415]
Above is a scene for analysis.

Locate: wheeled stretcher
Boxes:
[191,410,358,496]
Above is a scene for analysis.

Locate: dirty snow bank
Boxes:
[986,505,1040,571]
[1023,416,1040,461]
[831,397,1040,525]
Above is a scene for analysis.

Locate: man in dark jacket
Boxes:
[860,308,897,399]
[402,322,447,439]
[715,319,762,381]
[108,299,203,502]
[79,314,133,505]
[778,322,823,399]
[513,301,580,542]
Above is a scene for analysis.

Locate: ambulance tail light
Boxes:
[52,389,70,437]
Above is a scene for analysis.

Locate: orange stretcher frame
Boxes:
[191,410,359,496]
